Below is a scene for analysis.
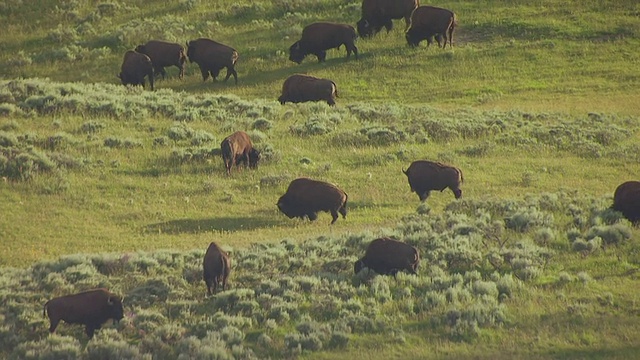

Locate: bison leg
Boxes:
[384,20,393,33]
[200,67,210,82]
[330,210,340,224]
[419,191,431,201]
[339,205,347,219]
[224,67,238,85]
[85,324,98,339]
[307,212,318,221]
[315,51,327,63]
[48,317,61,333]
[346,43,358,60]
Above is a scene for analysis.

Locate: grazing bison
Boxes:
[135,40,187,80]
[357,0,418,38]
[118,50,154,90]
[406,6,457,48]
[354,237,420,276]
[203,242,231,296]
[220,131,260,175]
[403,160,463,201]
[612,181,640,225]
[277,178,348,225]
[43,288,124,339]
[289,22,358,64]
[278,74,338,106]
[186,38,239,84]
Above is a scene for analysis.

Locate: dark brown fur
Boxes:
[277,178,348,225]
[405,6,457,48]
[403,160,463,201]
[612,181,640,225]
[43,288,124,339]
[354,237,420,276]
[357,0,418,38]
[118,50,154,90]
[289,22,358,64]
[203,242,231,296]
[186,38,239,84]
[220,131,260,175]
[278,74,338,106]
[135,40,187,80]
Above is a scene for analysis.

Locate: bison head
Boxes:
[405,30,421,48]
[107,295,124,323]
[356,18,374,38]
[353,259,366,274]
[288,41,305,64]
[248,148,261,169]
[276,196,298,219]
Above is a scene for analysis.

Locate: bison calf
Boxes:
[118,50,154,90]
[186,38,239,84]
[612,181,640,225]
[405,6,457,48]
[354,237,420,276]
[220,131,261,175]
[289,22,358,64]
[203,242,232,296]
[43,288,124,339]
[279,74,338,106]
[277,177,348,225]
[135,40,187,80]
[403,160,463,201]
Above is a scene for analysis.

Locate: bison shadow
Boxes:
[145,216,282,234]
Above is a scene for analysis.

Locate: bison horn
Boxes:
[294,42,300,50]
[402,168,408,176]
[363,19,369,27]
[107,296,114,305]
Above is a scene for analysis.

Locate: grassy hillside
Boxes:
[0,0,639,359]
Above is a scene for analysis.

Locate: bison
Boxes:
[354,237,420,276]
[405,6,457,48]
[118,50,154,90]
[43,288,124,339]
[403,160,463,201]
[277,177,348,225]
[135,40,187,80]
[220,131,260,175]
[186,38,239,84]
[357,0,418,38]
[203,242,231,296]
[612,181,640,225]
[289,22,358,64]
[278,74,338,106]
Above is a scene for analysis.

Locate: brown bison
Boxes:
[406,6,457,48]
[357,0,418,38]
[354,237,420,276]
[186,38,239,84]
[403,160,463,201]
[118,50,154,90]
[220,131,261,175]
[203,242,231,296]
[612,181,640,225]
[278,74,338,106]
[43,288,124,339]
[135,40,187,80]
[289,22,358,64]
[277,177,348,225]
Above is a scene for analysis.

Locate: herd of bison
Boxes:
[44,0,639,341]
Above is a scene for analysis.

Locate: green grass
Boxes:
[1,0,640,359]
